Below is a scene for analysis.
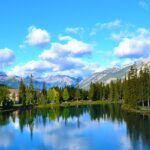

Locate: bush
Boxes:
[2,100,14,109]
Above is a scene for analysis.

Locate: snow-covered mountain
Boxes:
[0,73,81,89]
[79,58,150,90]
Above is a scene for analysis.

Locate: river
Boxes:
[0,104,149,150]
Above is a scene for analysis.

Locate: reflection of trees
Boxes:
[123,113,150,149]
[89,104,123,123]
[0,104,149,147]
[0,113,10,126]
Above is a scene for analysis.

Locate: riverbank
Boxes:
[121,104,150,115]
[1,100,149,115]
[0,104,34,113]
[37,100,116,108]
[0,100,116,112]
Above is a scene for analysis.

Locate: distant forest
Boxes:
[1,65,150,108]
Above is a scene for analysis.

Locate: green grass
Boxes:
[121,104,150,114]
[37,100,116,108]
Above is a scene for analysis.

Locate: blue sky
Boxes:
[0,0,150,78]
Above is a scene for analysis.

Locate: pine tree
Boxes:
[88,83,95,100]
[0,86,10,106]
[42,82,47,104]
[47,88,54,102]
[19,78,26,106]
[109,81,115,101]
[75,86,81,101]
[62,88,69,102]
[26,75,34,105]
[53,88,60,103]
[42,82,47,96]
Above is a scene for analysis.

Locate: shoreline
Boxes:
[37,100,116,108]
[1,101,150,115]
[121,104,150,115]
[0,100,116,113]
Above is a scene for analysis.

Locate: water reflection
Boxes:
[0,104,149,150]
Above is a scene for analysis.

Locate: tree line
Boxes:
[88,65,150,107]
[1,65,150,108]
[18,75,88,106]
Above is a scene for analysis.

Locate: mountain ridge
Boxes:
[79,58,150,90]
[0,73,81,89]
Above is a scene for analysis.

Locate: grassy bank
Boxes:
[0,104,34,113]
[0,100,116,112]
[37,100,116,108]
[121,104,150,115]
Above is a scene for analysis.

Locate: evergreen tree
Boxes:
[62,88,69,101]
[42,82,47,97]
[109,81,115,101]
[0,86,10,105]
[47,88,54,102]
[88,83,95,100]
[26,75,34,105]
[53,88,60,103]
[19,78,26,106]
[42,82,47,104]
[75,86,81,101]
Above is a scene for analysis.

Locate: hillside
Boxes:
[79,58,150,90]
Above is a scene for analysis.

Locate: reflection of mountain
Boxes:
[0,72,81,89]
[79,58,150,89]
[0,105,149,150]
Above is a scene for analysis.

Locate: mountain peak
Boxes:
[79,58,150,90]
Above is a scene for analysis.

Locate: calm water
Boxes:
[0,104,149,150]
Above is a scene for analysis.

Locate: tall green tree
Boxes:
[0,86,10,105]
[75,86,81,101]
[19,78,26,106]
[88,83,95,100]
[62,88,69,101]
[26,75,35,105]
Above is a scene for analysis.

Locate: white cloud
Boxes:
[90,20,122,36]
[96,20,122,30]
[114,28,150,58]
[9,35,102,77]
[139,0,149,10]
[39,36,92,60]
[65,27,84,34]
[7,60,57,77]
[0,48,15,67]
[25,26,50,47]
[111,31,134,41]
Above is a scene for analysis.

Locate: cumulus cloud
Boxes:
[65,27,84,35]
[25,26,50,47]
[7,60,57,77]
[39,36,92,59]
[0,48,15,67]
[114,28,150,58]
[8,36,102,77]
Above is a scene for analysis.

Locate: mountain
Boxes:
[79,58,150,90]
[0,73,81,89]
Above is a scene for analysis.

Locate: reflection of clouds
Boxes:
[32,114,100,150]
[8,110,141,150]
[120,135,132,150]
[0,127,14,148]
[11,118,20,129]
